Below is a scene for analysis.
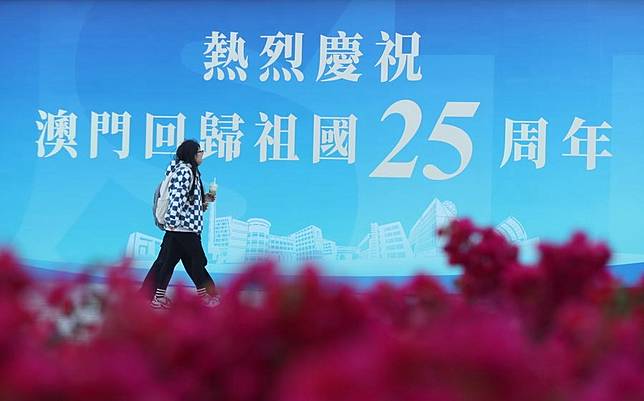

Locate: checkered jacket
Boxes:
[164,160,204,233]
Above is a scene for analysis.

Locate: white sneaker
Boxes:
[201,294,221,308]
[150,295,172,309]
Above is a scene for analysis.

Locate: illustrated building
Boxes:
[357,221,412,260]
[268,234,297,263]
[126,232,161,260]
[289,225,325,262]
[408,199,458,257]
[212,216,249,264]
[245,218,271,262]
[128,196,532,267]
[336,245,358,261]
[495,216,528,243]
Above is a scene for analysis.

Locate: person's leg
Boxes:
[151,232,182,307]
[139,233,169,300]
[180,233,218,296]
[178,255,200,289]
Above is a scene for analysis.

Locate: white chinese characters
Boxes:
[90,111,131,159]
[36,109,78,158]
[317,31,364,82]
[255,113,299,162]
[202,29,425,83]
[499,117,612,170]
[313,115,357,164]
[562,117,612,171]
[203,31,248,81]
[34,108,614,174]
[200,112,245,161]
[259,32,304,82]
[501,118,547,169]
[145,113,185,159]
[375,32,422,82]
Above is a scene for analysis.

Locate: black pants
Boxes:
[140,231,216,299]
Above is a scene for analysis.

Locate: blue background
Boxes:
[1,0,643,279]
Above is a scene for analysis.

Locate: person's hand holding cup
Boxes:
[205,181,217,203]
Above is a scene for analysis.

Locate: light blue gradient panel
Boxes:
[0,1,643,279]
[611,56,644,256]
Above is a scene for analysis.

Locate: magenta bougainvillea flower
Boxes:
[1,220,643,401]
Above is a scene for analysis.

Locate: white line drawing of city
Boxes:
[126,189,538,274]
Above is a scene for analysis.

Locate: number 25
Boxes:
[369,100,479,180]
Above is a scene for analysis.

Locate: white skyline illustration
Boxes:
[127,195,534,268]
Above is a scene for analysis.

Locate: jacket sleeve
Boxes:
[164,168,192,227]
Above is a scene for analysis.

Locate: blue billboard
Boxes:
[2,1,643,283]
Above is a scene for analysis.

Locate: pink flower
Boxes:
[0,220,642,401]
[440,219,519,301]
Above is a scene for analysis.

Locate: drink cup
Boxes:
[206,181,217,202]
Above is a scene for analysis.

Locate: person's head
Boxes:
[176,139,204,166]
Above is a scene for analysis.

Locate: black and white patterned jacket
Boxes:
[164,160,204,233]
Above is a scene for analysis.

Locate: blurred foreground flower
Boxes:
[0,220,643,401]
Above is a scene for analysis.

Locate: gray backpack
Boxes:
[152,167,193,230]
